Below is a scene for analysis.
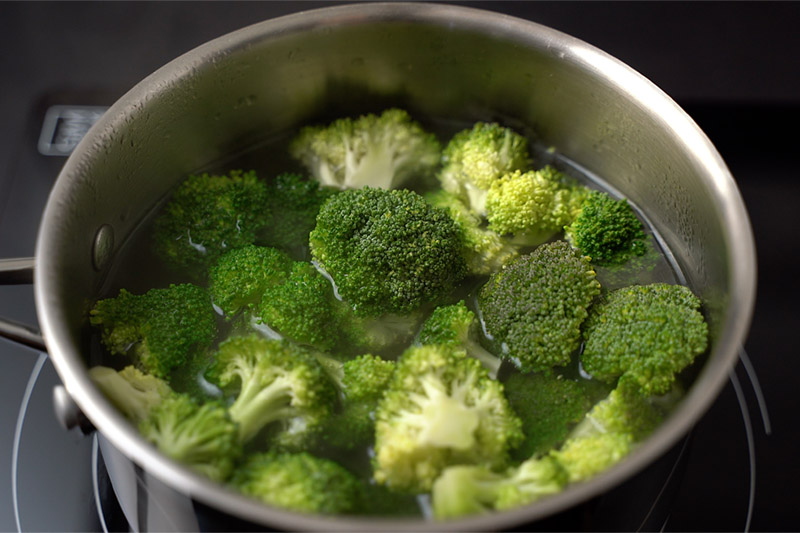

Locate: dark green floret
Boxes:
[373,344,523,493]
[206,335,336,448]
[152,169,269,272]
[138,394,241,482]
[438,122,531,215]
[310,187,467,317]
[565,190,647,266]
[581,283,709,396]
[289,108,441,191]
[232,451,364,515]
[478,241,601,373]
[89,283,217,379]
[208,245,293,317]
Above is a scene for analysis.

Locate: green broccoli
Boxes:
[89,284,218,379]
[206,335,336,448]
[309,187,467,317]
[373,344,523,493]
[418,300,502,377]
[485,166,588,246]
[152,169,269,272]
[581,283,709,396]
[502,372,595,460]
[549,432,633,484]
[564,190,647,266]
[431,455,567,519]
[289,108,441,191]
[438,122,531,215]
[232,451,363,514]
[260,172,338,255]
[88,365,173,423]
[208,245,294,318]
[478,241,601,373]
[139,394,241,482]
[425,189,518,275]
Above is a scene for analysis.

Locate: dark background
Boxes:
[0,2,797,531]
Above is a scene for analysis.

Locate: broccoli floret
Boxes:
[152,169,269,272]
[549,432,633,484]
[206,335,336,447]
[138,394,241,482]
[564,190,647,266]
[418,300,502,377]
[438,122,531,215]
[232,451,363,514]
[289,108,441,191]
[88,365,173,423]
[310,187,467,317]
[208,245,294,317]
[503,372,594,460]
[89,284,218,379]
[425,190,518,275]
[260,172,338,255]
[373,345,523,493]
[485,166,588,246]
[570,384,662,442]
[581,283,709,396]
[431,455,567,519]
[478,241,601,373]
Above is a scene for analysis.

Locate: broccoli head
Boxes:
[570,383,663,443]
[564,190,647,266]
[206,335,336,447]
[232,451,363,515]
[485,166,588,246]
[581,283,709,396]
[478,241,601,373]
[289,108,441,191]
[438,122,531,215]
[89,284,218,379]
[88,365,173,423]
[138,394,241,482]
[208,245,294,317]
[373,345,523,493]
[310,187,467,317]
[425,189,518,275]
[152,169,269,272]
[260,172,338,254]
[549,432,633,484]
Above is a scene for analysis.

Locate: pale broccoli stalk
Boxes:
[438,122,531,215]
[89,365,173,423]
[418,300,502,378]
[289,108,441,190]
[485,166,588,247]
[373,345,522,493]
[425,189,518,275]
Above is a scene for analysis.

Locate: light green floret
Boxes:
[89,284,217,379]
[232,451,363,515]
[431,455,568,519]
[581,283,709,396]
[438,122,531,215]
[425,190,518,275]
[89,365,173,424]
[208,245,294,317]
[139,394,241,482]
[289,108,441,191]
[570,384,662,442]
[418,300,502,377]
[564,190,647,266]
[550,432,633,484]
[206,335,336,448]
[152,169,269,272]
[373,345,523,493]
[485,166,588,246]
[478,241,601,373]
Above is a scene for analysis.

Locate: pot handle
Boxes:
[0,257,46,352]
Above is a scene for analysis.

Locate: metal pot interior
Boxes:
[34,3,756,530]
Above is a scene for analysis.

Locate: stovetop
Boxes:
[1,2,797,531]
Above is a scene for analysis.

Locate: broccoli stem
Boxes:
[229,377,296,442]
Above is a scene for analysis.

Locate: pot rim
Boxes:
[34,2,756,530]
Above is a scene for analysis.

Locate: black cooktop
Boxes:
[1,2,797,531]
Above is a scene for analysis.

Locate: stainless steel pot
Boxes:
[0,3,756,531]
